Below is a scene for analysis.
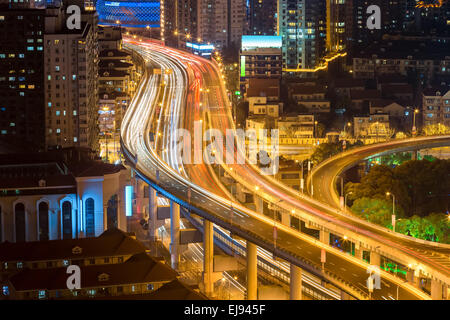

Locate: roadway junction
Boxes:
[120,37,450,300]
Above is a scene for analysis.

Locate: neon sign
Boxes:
[416,0,445,8]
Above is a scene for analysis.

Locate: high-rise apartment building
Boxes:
[0,1,99,153]
[0,6,46,152]
[44,4,98,151]
[351,0,450,50]
[248,0,277,36]
[277,0,327,71]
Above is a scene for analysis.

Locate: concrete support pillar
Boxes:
[431,279,443,300]
[246,241,258,300]
[370,251,381,266]
[320,230,330,245]
[407,269,415,284]
[170,201,180,270]
[290,264,302,300]
[411,150,418,160]
[254,196,263,214]
[148,187,158,241]
[280,211,290,227]
[354,248,363,260]
[203,219,214,296]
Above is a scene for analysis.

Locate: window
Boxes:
[117,286,123,293]
[38,290,46,299]
[85,198,95,237]
[15,203,26,242]
[63,260,69,266]
[90,259,95,265]
[62,201,72,239]
[2,286,9,296]
[17,262,23,269]
[38,202,49,241]
[147,284,154,291]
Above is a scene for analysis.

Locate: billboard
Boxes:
[97,0,161,28]
[241,35,282,51]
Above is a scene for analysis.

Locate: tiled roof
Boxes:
[8,252,177,291]
[0,228,146,262]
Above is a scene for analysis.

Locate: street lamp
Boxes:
[314,121,318,138]
[386,192,396,232]
[343,122,352,136]
[307,160,314,196]
[412,109,419,135]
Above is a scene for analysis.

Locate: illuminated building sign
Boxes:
[186,42,215,51]
[125,185,133,216]
[241,35,282,51]
[240,56,246,77]
[185,42,214,57]
[416,0,445,8]
[97,0,161,28]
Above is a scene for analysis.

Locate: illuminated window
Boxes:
[38,290,46,299]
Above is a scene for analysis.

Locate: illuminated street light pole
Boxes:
[386,192,396,232]
[412,109,419,135]
[308,160,313,196]
[343,122,352,137]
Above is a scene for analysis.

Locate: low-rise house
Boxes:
[1,252,178,300]
[290,85,330,113]
[422,88,450,127]
[248,96,282,118]
[0,228,147,274]
[353,114,391,139]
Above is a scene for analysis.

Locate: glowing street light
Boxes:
[386,192,396,232]
[412,109,419,135]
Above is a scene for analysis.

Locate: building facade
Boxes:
[239,35,282,94]
[422,88,450,128]
[0,7,46,152]
[277,0,327,71]
[0,149,130,243]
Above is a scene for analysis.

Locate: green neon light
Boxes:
[240,56,246,77]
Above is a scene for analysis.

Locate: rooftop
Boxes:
[7,252,177,291]
[0,228,147,262]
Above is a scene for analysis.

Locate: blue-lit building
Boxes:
[96,0,160,28]
[185,42,214,58]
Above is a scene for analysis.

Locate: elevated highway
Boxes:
[120,38,448,299]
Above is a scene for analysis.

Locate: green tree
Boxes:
[350,197,393,228]
[310,143,341,165]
